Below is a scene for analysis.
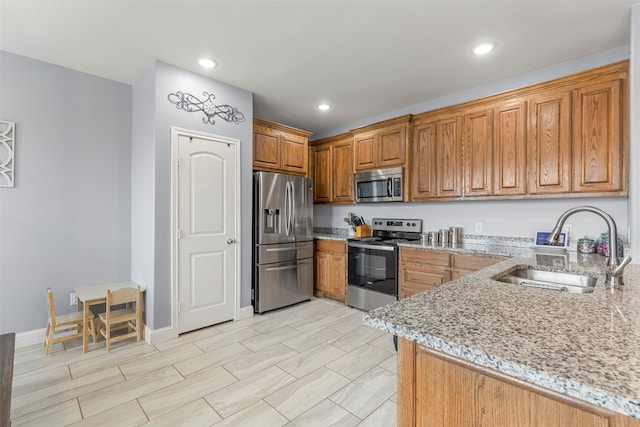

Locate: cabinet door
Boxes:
[464,109,493,197]
[412,122,437,201]
[436,116,463,198]
[253,126,281,171]
[313,144,332,203]
[493,101,527,196]
[328,253,347,301]
[399,263,450,299]
[528,90,571,194]
[315,251,330,294]
[332,140,354,203]
[281,133,308,175]
[572,78,624,193]
[378,125,407,168]
[353,132,377,171]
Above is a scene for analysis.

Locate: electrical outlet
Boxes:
[475,222,483,233]
[70,292,77,306]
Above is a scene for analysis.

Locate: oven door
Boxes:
[347,242,398,296]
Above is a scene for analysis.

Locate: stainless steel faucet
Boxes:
[547,206,632,288]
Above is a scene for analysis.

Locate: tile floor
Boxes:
[10,298,398,426]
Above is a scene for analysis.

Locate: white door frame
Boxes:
[170,126,242,334]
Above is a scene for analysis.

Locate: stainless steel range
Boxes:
[347,218,423,311]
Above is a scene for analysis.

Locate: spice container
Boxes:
[577,237,596,254]
[595,233,624,257]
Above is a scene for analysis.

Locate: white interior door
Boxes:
[176,131,238,333]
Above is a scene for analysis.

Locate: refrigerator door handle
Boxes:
[265,264,300,272]
[284,181,290,236]
[290,181,295,235]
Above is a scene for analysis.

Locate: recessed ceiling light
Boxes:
[197,57,217,68]
[317,104,331,111]
[472,42,496,55]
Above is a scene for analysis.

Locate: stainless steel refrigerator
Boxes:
[253,171,314,314]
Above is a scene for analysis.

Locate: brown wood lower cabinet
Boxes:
[399,247,507,299]
[398,339,639,427]
[314,239,347,303]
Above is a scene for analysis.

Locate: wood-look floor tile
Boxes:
[324,311,365,335]
[69,342,157,378]
[329,366,397,419]
[69,400,148,427]
[358,400,398,427]
[329,324,386,353]
[11,399,81,426]
[248,312,305,333]
[173,342,252,378]
[288,313,340,332]
[11,365,71,398]
[211,314,264,333]
[264,367,350,420]
[369,334,398,353]
[153,326,222,352]
[326,344,393,380]
[205,366,295,418]
[194,326,260,352]
[222,343,297,379]
[142,398,221,427]
[379,353,398,374]
[138,366,236,420]
[118,343,203,379]
[285,399,360,427]
[77,365,183,418]
[281,327,342,352]
[277,343,346,379]
[211,400,288,427]
[241,326,301,352]
[11,366,124,419]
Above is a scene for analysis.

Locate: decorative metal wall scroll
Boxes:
[167,91,245,126]
[0,121,15,188]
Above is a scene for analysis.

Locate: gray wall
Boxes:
[314,47,635,250]
[131,61,253,330]
[0,51,132,333]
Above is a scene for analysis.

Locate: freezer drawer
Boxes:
[257,241,313,265]
[254,258,313,314]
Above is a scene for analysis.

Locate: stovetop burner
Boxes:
[348,218,423,247]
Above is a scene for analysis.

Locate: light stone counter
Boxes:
[363,254,640,419]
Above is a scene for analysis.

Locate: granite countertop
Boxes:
[364,253,640,419]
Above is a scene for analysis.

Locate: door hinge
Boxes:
[177,157,182,167]
[177,229,183,240]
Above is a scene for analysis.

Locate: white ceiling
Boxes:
[0,1,637,136]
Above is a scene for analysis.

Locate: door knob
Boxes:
[227,238,236,245]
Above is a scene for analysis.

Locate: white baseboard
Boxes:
[144,325,178,346]
[237,305,254,320]
[15,328,47,348]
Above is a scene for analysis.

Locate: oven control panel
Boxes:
[371,218,422,233]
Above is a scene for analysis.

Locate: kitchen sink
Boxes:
[493,266,597,293]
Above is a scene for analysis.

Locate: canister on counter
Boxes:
[450,226,463,244]
[428,231,440,245]
[440,228,450,245]
[577,237,596,254]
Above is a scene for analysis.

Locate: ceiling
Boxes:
[0,1,637,137]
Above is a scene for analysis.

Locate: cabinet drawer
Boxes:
[400,247,451,267]
[316,239,346,253]
[399,280,441,299]
[452,253,507,271]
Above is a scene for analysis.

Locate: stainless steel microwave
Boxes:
[354,167,403,203]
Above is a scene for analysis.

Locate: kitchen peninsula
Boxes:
[364,252,640,426]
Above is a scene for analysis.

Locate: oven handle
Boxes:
[387,178,392,197]
[348,242,395,252]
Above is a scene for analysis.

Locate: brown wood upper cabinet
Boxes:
[310,134,354,204]
[253,118,312,176]
[411,60,628,201]
[352,115,412,171]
